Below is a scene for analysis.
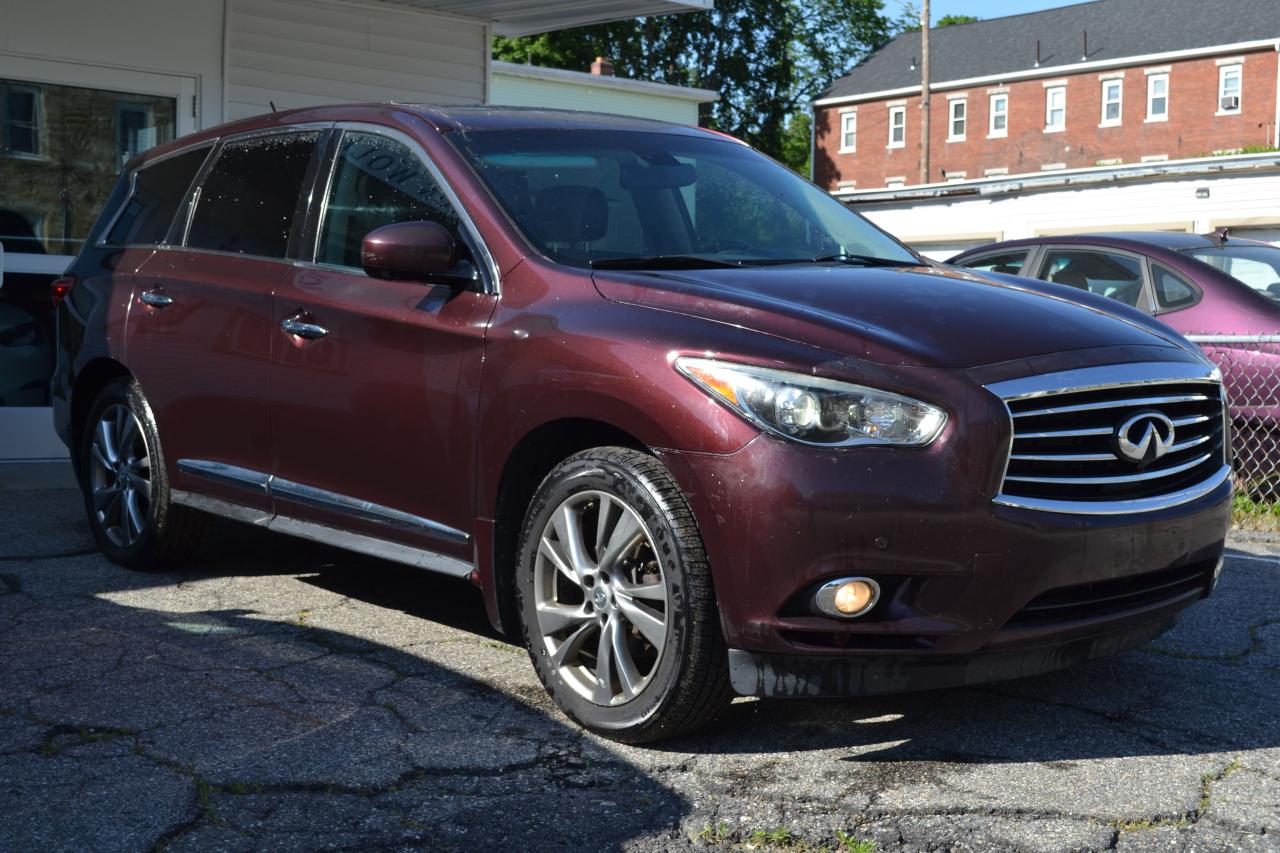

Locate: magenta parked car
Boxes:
[951,232,1280,465]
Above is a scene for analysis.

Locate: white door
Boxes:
[0,55,196,462]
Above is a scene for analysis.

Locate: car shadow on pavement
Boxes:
[0,489,684,852]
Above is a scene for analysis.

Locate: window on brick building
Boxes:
[948,98,966,141]
[839,111,857,152]
[1146,73,1169,121]
[1218,65,1242,114]
[988,93,1008,137]
[1045,86,1066,131]
[1100,79,1122,126]
[888,106,905,148]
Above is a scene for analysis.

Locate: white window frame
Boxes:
[1146,72,1169,122]
[947,97,967,142]
[1045,86,1066,132]
[1099,79,1122,126]
[1218,64,1242,115]
[988,93,1008,138]
[887,105,906,148]
[839,111,857,153]
[0,83,42,158]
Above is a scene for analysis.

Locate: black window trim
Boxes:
[298,121,500,296]
[95,140,219,250]
[1033,243,1157,314]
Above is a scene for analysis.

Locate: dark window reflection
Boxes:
[0,272,56,406]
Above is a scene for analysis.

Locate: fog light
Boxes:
[813,577,881,618]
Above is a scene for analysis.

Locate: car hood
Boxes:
[592,263,1189,369]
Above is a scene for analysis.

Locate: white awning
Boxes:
[376,0,713,36]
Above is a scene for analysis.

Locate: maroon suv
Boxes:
[53,105,1231,742]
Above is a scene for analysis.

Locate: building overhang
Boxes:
[388,0,713,36]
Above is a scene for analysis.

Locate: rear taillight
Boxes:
[51,276,76,305]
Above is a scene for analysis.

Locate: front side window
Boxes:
[1219,65,1242,113]
[840,112,857,152]
[988,94,1008,137]
[1100,79,1123,125]
[1186,245,1280,302]
[960,249,1029,275]
[1040,249,1147,307]
[317,131,462,269]
[1147,73,1169,120]
[888,106,905,148]
[106,147,209,246]
[448,128,918,269]
[948,98,967,141]
[1,84,40,156]
[186,131,320,258]
[1045,86,1066,131]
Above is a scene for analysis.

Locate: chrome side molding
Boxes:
[171,490,474,579]
[176,457,470,544]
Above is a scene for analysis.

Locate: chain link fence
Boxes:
[1186,334,1280,532]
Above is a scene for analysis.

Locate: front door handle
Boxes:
[139,287,173,308]
[281,314,329,340]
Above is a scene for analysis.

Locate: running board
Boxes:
[171,489,474,579]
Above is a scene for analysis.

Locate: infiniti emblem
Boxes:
[1115,411,1176,465]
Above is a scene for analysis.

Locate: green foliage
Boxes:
[492,1,893,167]
[892,5,980,32]
[937,14,980,26]
[779,111,813,175]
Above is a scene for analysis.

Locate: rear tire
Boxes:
[79,378,203,570]
[516,447,731,743]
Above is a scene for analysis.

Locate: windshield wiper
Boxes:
[590,255,745,270]
[807,253,922,267]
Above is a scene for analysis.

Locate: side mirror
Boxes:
[361,221,477,287]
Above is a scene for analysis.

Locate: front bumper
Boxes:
[656,410,1232,666]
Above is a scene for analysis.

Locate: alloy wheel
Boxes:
[87,403,152,548]
[533,490,669,706]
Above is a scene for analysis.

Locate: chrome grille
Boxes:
[987,363,1231,514]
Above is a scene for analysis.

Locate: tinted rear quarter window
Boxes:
[960,250,1029,275]
[1151,264,1199,311]
[187,132,320,258]
[106,147,209,246]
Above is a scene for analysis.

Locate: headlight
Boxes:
[675,357,947,447]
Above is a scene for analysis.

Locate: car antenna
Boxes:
[269,101,278,113]
[1216,226,1230,244]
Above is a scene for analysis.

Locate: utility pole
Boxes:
[919,0,931,185]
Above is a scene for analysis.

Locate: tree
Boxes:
[892,5,980,32]
[492,1,893,172]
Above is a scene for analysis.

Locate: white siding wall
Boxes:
[491,72,700,124]
[855,170,1280,261]
[226,0,487,120]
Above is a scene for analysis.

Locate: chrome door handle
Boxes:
[139,288,173,307]
[281,316,329,340]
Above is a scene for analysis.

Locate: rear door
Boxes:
[129,128,325,510]
[267,126,497,567]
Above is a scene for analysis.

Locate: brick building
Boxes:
[812,0,1280,192]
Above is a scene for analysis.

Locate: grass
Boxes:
[1232,493,1280,532]
[692,823,877,852]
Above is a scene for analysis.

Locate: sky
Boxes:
[900,0,1076,25]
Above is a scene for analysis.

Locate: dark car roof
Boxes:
[951,232,1276,262]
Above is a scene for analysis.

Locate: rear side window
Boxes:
[1040,248,1147,308]
[959,250,1029,275]
[317,132,462,269]
[187,131,320,258]
[1151,264,1199,311]
[106,148,208,246]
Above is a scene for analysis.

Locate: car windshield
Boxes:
[447,128,919,270]
[1184,244,1280,302]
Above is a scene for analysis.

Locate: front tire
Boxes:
[79,378,203,570]
[516,447,730,743]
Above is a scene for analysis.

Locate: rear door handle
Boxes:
[139,287,173,308]
[281,314,329,340]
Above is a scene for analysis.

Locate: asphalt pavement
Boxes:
[0,483,1277,852]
